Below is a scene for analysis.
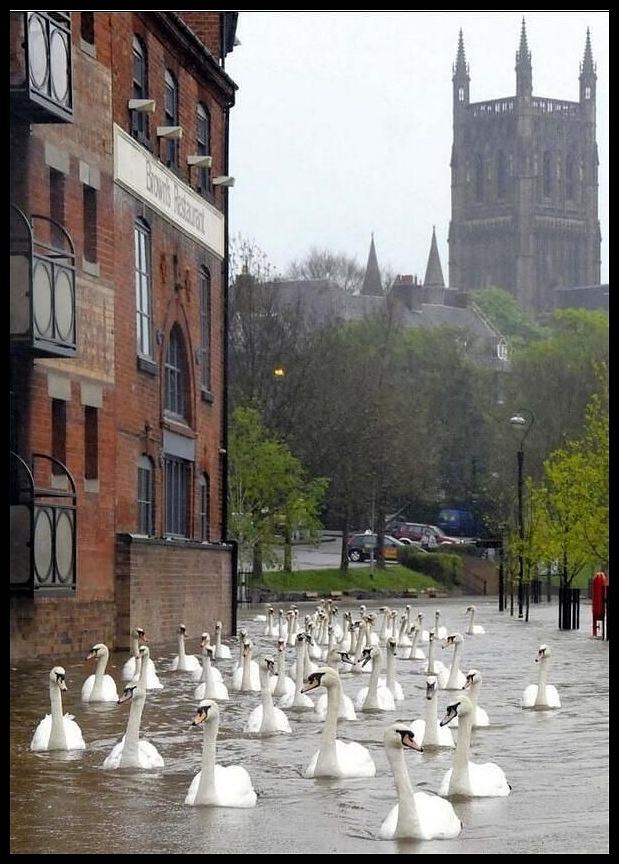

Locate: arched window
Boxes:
[458,86,464,102]
[200,267,211,393]
[131,36,148,144]
[137,455,154,535]
[496,150,507,199]
[134,218,152,358]
[543,151,552,198]
[196,102,211,195]
[165,325,189,420]
[81,12,95,45]
[198,473,210,541]
[164,69,178,168]
[475,154,484,202]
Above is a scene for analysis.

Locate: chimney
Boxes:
[391,274,424,312]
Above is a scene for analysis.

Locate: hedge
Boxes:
[397,547,464,585]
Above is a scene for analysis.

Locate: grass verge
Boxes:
[260,565,441,594]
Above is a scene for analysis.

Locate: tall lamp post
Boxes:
[509,409,535,619]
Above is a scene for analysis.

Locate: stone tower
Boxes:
[361,233,383,295]
[448,21,601,310]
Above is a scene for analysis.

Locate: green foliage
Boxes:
[260,565,440,593]
[472,286,548,345]
[397,547,464,585]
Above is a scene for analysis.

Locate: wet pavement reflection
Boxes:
[10,597,608,854]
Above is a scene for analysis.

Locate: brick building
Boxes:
[10,12,239,660]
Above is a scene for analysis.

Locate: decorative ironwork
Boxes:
[10,12,73,123]
[10,204,77,357]
[10,451,77,594]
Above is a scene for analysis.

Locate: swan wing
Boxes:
[63,715,86,750]
[521,684,538,708]
[475,706,490,726]
[102,738,125,769]
[413,791,462,839]
[272,707,292,733]
[81,675,95,701]
[30,715,52,751]
[193,682,206,702]
[545,685,561,707]
[137,739,164,768]
[438,768,453,797]
[215,645,232,659]
[170,656,180,671]
[213,764,257,808]
[379,804,400,840]
[244,705,263,733]
[353,687,369,710]
[413,648,425,659]
[334,740,376,777]
[231,667,243,691]
[474,624,485,634]
[377,687,396,711]
[304,750,320,778]
[94,675,119,702]
[313,693,328,722]
[410,718,426,745]
[122,656,137,681]
[468,761,511,796]
[340,694,357,721]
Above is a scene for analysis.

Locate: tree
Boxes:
[471,286,548,346]
[285,246,394,295]
[228,407,327,578]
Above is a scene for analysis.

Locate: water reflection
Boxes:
[11,597,608,854]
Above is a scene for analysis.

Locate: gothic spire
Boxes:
[453,28,468,78]
[361,233,382,296]
[515,17,532,96]
[581,27,595,75]
[516,17,530,64]
[423,226,445,290]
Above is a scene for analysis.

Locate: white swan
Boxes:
[185,700,257,808]
[405,624,425,660]
[433,609,448,640]
[354,646,396,712]
[197,633,223,683]
[521,644,561,709]
[270,638,296,698]
[465,605,486,635]
[194,645,229,702]
[81,643,119,703]
[397,614,412,648]
[122,627,163,689]
[410,677,455,748]
[244,657,292,734]
[379,725,461,840]
[442,633,467,690]
[301,667,376,778]
[30,667,86,752]
[102,647,164,769]
[417,612,430,643]
[313,648,357,721]
[231,639,261,692]
[214,621,232,659]
[439,696,511,797]
[170,624,202,675]
[264,606,276,637]
[382,637,405,701]
[450,669,489,727]
[424,631,448,686]
[278,634,314,708]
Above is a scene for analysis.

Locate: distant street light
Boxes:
[509,409,535,619]
[273,366,286,378]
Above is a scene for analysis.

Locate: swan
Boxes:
[313,648,357,721]
[465,605,486,635]
[170,625,202,675]
[417,612,430,643]
[379,725,461,840]
[405,624,425,660]
[442,633,467,690]
[450,669,489,728]
[213,621,232,659]
[354,646,396,712]
[231,639,261,692]
[285,610,296,647]
[278,634,314,708]
[244,657,292,734]
[270,638,296,697]
[306,624,323,660]
[439,696,511,797]
[364,614,380,647]
[378,606,391,644]
[382,637,405,701]
[102,647,164,769]
[521,644,561,709]
[122,627,163,689]
[433,610,448,640]
[410,677,455,748]
[234,628,248,670]
[185,699,257,808]
[264,606,276,637]
[194,644,229,702]
[81,643,119,702]
[197,633,223,683]
[397,614,412,648]
[30,667,86,752]
[301,667,376,778]
[424,631,448,686]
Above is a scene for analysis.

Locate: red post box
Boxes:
[592,571,608,636]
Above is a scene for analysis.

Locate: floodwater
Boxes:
[10,597,608,854]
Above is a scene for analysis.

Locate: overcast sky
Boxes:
[226,10,609,286]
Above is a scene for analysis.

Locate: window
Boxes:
[543,151,552,198]
[496,150,507,199]
[585,86,591,100]
[131,36,148,144]
[137,455,154,535]
[164,69,178,169]
[200,267,211,392]
[51,399,67,475]
[198,472,210,541]
[83,186,97,262]
[566,154,574,200]
[165,325,189,419]
[475,154,484,202]
[80,12,94,45]
[164,456,189,537]
[196,103,211,194]
[49,168,65,247]
[84,406,98,479]
[134,219,152,358]
[458,86,464,102]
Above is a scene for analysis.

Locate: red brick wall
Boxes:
[115,535,233,649]
[178,12,222,61]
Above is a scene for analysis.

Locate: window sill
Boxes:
[162,416,196,438]
[201,388,214,404]
[51,473,69,491]
[80,38,97,59]
[84,478,100,493]
[82,258,100,277]
[137,356,158,376]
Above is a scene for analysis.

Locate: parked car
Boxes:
[387,521,471,547]
[346,533,407,562]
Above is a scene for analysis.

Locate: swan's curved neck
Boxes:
[48,684,67,749]
[468,608,475,632]
[259,665,276,725]
[241,651,253,690]
[200,651,210,685]
[468,682,479,709]
[91,651,108,699]
[427,639,435,673]
[216,630,222,648]
[386,746,421,837]
[316,681,341,773]
[446,642,462,686]
[196,717,218,804]
[131,635,139,658]
[410,629,419,656]
[536,658,549,703]
[398,618,407,642]
[364,651,381,707]
[178,633,187,662]
[452,710,472,788]
[386,650,396,691]
[122,691,146,761]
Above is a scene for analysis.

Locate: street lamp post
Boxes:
[509,409,535,620]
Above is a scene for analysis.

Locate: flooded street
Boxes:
[10,597,608,854]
